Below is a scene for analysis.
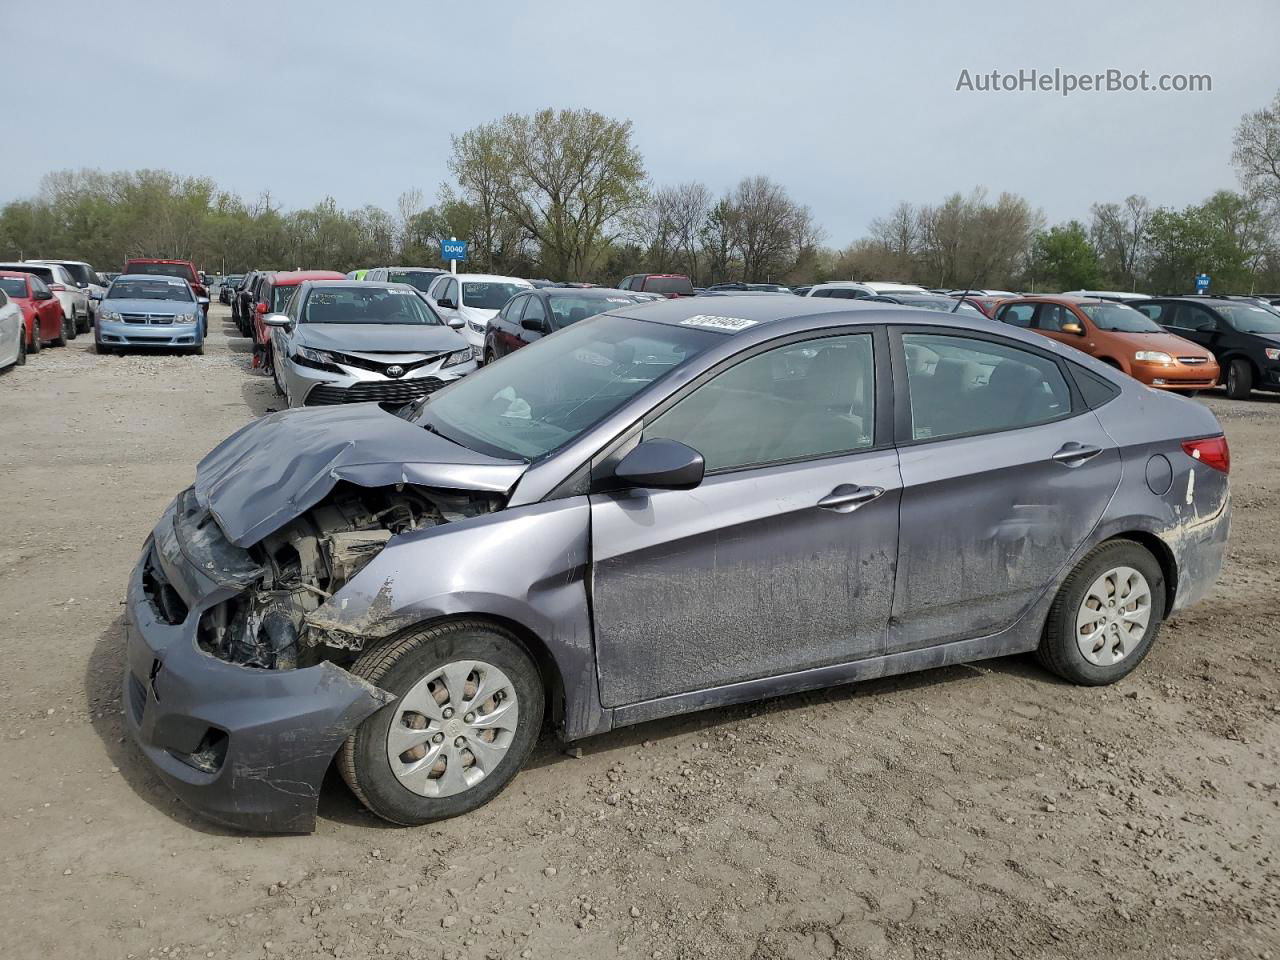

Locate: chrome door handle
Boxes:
[817,484,884,513]
[1051,442,1103,466]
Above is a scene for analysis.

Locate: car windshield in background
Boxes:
[107,279,193,301]
[1079,302,1161,332]
[388,271,439,292]
[129,262,196,281]
[302,286,442,325]
[58,263,94,285]
[898,297,983,316]
[272,285,297,312]
[547,293,633,329]
[0,277,27,296]
[644,276,695,295]
[462,282,525,310]
[413,314,719,460]
[1219,304,1280,333]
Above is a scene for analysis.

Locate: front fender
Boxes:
[307,497,608,739]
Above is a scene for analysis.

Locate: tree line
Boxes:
[3,94,1280,292]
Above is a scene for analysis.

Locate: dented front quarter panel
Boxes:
[306,497,605,739]
[123,498,395,833]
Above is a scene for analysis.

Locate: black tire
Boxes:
[339,619,544,826]
[14,327,27,366]
[1037,539,1166,686]
[65,311,78,340]
[190,343,204,356]
[94,341,112,355]
[484,348,496,366]
[271,358,285,397]
[51,316,68,348]
[78,310,90,334]
[1225,358,1254,400]
[28,323,41,355]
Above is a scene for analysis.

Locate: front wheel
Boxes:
[1037,539,1165,685]
[28,323,41,355]
[64,313,78,341]
[339,620,544,825]
[14,327,27,366]
[1225,358,1254,400]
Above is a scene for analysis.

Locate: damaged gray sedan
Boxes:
[124,296,1230,832]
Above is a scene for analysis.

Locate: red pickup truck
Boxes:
[121,258,209,323]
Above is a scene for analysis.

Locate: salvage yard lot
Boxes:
[0,305,1277,960]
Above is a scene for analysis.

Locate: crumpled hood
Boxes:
[296,323,466,355]
[194,405,528,546]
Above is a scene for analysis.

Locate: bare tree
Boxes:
[1233,89,1280,204]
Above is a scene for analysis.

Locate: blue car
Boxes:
[96,274,206,355]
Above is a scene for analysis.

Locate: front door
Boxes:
[589,331,901,707]
[889,329,1122,653]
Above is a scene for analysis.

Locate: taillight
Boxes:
[1182,435,1230,474]
[49,283,66,291]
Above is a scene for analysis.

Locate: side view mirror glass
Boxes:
[263,314,291,328]
[614,438,705,491]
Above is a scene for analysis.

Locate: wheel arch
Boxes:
[1101,530,1178,614]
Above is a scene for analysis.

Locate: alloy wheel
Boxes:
[386,659,520,798]
[1075,566,1152,666]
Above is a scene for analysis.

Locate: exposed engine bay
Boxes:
[194,483,500,670]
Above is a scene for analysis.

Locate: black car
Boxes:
[237,272,272,338]
[1133,297,1280,399]
[706,282,793,293]
[231,271,258,333]
[219,275,244,305]
[482,287,653,363]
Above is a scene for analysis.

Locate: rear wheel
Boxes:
[14,328,27,366]
[1225,358,1254,400]
[484,348,496,366]
[51,316,68,348]
[76,309,90,334]
[339,620,544,825]
[28,322,41,355]
[1037,539,1165,685]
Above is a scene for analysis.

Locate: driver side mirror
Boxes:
[1061,322,1085,336]
[614,438,705,491]
[264,314,291,328]
[521,317,547,333]
[35,289,53,301]
[437,297,456,310]
[446,317,465,329]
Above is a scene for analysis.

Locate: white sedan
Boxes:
[0,286,26,370]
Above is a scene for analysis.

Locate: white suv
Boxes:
[0,261,90,334]
[31,259,106,319]
[804,281,929,299]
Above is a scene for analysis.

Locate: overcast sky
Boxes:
[8,0,1280,243]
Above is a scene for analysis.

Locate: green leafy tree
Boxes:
[1030,221,1100,291]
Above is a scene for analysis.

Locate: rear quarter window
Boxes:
[1070,363,1122,408]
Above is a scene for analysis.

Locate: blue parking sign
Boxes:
[1195,273,1210,293]
[442,239,468,262]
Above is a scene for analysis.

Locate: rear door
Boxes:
[889,328,1121,653]
[590,329,900,707]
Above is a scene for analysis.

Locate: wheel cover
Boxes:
[1075,566,1152,666]
[386,659,520,798]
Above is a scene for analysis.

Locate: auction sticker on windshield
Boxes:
[679,315,758,331]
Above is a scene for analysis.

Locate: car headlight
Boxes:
[176,312,196,323]
[293,345,342,370]
[102,310,122,322]
[1265,348,1280,361]
[468,319,485,334]
[1135,351,1173,364]
[441,348,473,369]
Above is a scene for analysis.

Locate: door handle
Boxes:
[817,484,884,513]
[1051,442,1103,466]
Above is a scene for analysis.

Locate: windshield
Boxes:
[412,314,719,460]
[388,271,440,292]
[1217,304,1280,333]
[642,276,694,295]
[546,294,635,329]
[1078,302,1161,332]
[0,277,27,297]
[271,285,297,312]
[107,278,193,301]
[301,285,442,325]
[462,282,525,309]
[127,262,196,282]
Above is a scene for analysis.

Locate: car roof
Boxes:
[113,273,192,283]
[538,287,639,298]
[269,270,348,286]
[378,266,446,273]
[605,293,899,330]
[446,273,533,284]
[124,257,195,265]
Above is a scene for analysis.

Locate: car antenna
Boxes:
[951,275,979,313]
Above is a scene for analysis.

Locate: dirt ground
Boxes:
[0,304,1276,960]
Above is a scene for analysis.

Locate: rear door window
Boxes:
[997,303,1035,328]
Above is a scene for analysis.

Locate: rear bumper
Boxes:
[122,498,392,833]
[1168,489,1231,614]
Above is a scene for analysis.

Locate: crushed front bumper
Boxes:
[122,497,392,833]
